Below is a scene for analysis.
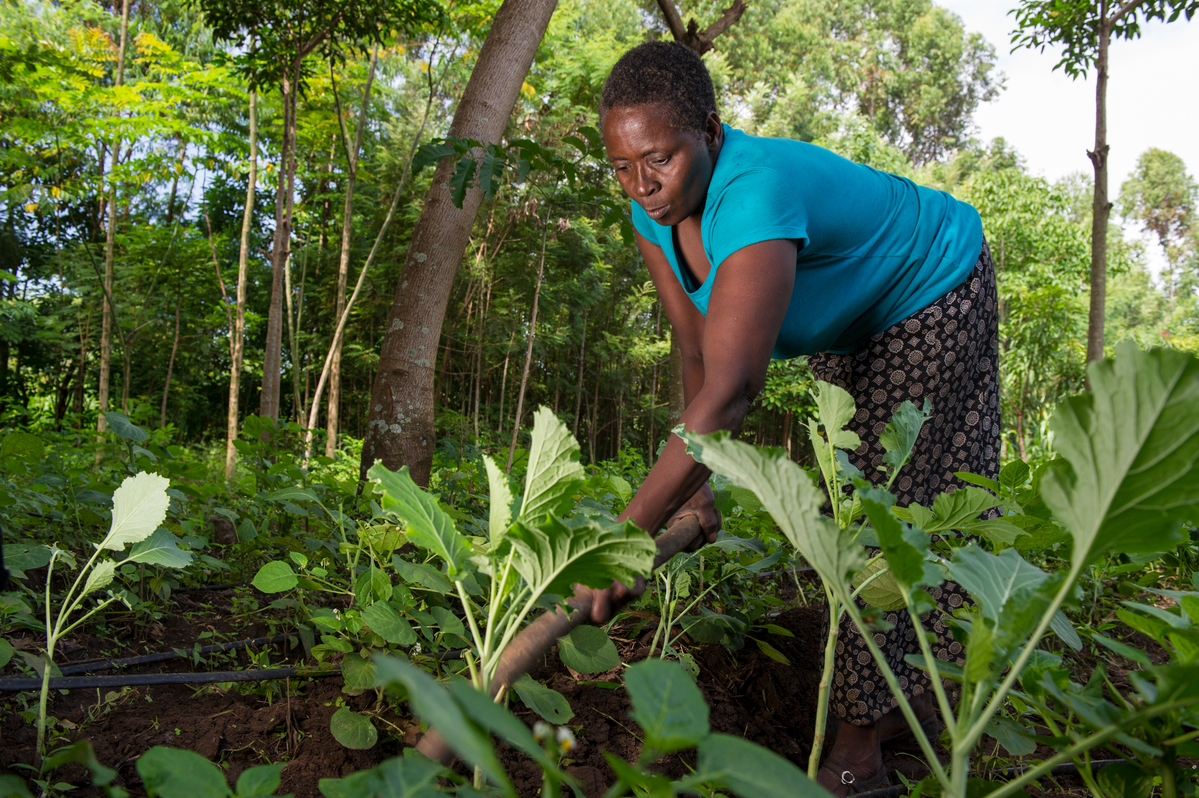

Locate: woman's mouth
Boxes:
[646,204,669,220]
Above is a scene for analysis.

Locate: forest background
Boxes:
[3,0,1199,482]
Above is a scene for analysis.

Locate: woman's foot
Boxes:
[817,720,887,796]
[877,691,937,748]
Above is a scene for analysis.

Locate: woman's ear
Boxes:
[704,111,723,151]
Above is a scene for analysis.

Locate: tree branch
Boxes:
[1109,0,1149,25]
[655,0,748,54]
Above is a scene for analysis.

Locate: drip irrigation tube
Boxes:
[851,759,1128,798]
[57,634,289,676]
[0,667,339,692]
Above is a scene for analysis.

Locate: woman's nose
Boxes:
[633,167,657,197]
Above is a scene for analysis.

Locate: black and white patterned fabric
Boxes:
[806,240,1000,726]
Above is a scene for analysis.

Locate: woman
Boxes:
[584,41,999,794]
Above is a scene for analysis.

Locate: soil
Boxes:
[1,594,1094,798]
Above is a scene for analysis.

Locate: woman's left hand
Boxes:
[668,482,721,551]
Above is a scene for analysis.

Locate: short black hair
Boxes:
[599,41,716,135]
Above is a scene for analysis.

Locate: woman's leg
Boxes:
[808,242,1000,790]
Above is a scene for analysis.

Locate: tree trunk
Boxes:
[360,0,560,487]
[1085,9,1113,366]
[303,43,450,462]
[261,63,300,421]
[325,49,378,457]
[497,329,515,435]
[227,90,257,480]
[506,226,549,473]
[472,273,492,439]
[97,0,131,436]
[160,290,182,427]
[668,328,685,423]
[572,309,588,438]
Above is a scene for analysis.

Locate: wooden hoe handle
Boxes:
[414,514,705,763]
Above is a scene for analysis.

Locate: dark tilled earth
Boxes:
[2,592,1096,797]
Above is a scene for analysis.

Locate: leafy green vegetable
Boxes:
[625,659,709,754]
[512,674,574,723]
[369,464,471,576]
[519,407,585,523]
[1041,341,1199,565]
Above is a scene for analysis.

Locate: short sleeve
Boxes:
[705,168,810,268]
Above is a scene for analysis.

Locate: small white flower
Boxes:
[412,643,422,655]
[556,726,576,753]
[533,721,552,743]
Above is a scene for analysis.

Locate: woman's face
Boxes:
[602,104,721,227]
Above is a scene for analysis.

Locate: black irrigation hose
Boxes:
[0,667,340,692]
[57,635,289,676]
[851,759,1128,798]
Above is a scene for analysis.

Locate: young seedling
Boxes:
[35,472,187,764]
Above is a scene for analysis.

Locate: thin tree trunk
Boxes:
[572,309,588,439]
[1086,6,1113,366]
[360,0,560,486]
[325,47,378,457]
[227,90,257,480]
[303,41,454,463]
[472,273,492,439]
[261,62,300,422]
[668,328,685,423]
[506,226,548,473]
[97,0,131,437]
[497,329,515,435]
[160,290,182,427]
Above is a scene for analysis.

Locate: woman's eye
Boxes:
[653,157,669,165]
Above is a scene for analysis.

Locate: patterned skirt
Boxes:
[806,240,1000,726]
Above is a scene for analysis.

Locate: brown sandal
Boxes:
[817,764,890,796]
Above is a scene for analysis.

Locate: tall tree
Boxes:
[1013,0,1197,364]
[226,90,258,480]
[96,0,131,436]
[199,0,441,421]
[1119,147,1197,298]
[360,0,560,486]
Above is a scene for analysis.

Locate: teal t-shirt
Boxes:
[631,125,983,357]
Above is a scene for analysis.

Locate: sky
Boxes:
[939,1,1198,275]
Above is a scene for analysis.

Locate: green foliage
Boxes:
[136,747,286,798]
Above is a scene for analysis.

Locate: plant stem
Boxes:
[807,585,840,779]
[960,563,1080,754]
[840,596,951,790]
[986,698,1199,798]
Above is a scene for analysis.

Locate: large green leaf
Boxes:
[483,454,514,544]
[947,545,1048,625]
[235,764,284,798]
[330,707,377,750]
[443,679,567,775]
[683,430,865,584]
[512,674,574,723]
[520,407,585,522]
[506,516,656,597]
[361,602,417,646]
[373,655,512,794]
[928,487,1004,533]
[100,472,171,551]
[319,755,444,798]
[125,528,193,569]
[813,381,860,450]
[3,543,51,579]
[81,561,116,597]
[0,431,44,464]
[251,561,298,593]
[104,411,149,444]
[859,488,940,592]
[625,659,709,754]
[558,625,622,673]
[136,747,230,798]
[1041,341,1199,566]
[879,400,930,474]
[696,733,827,798]
[369,464,470,577]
